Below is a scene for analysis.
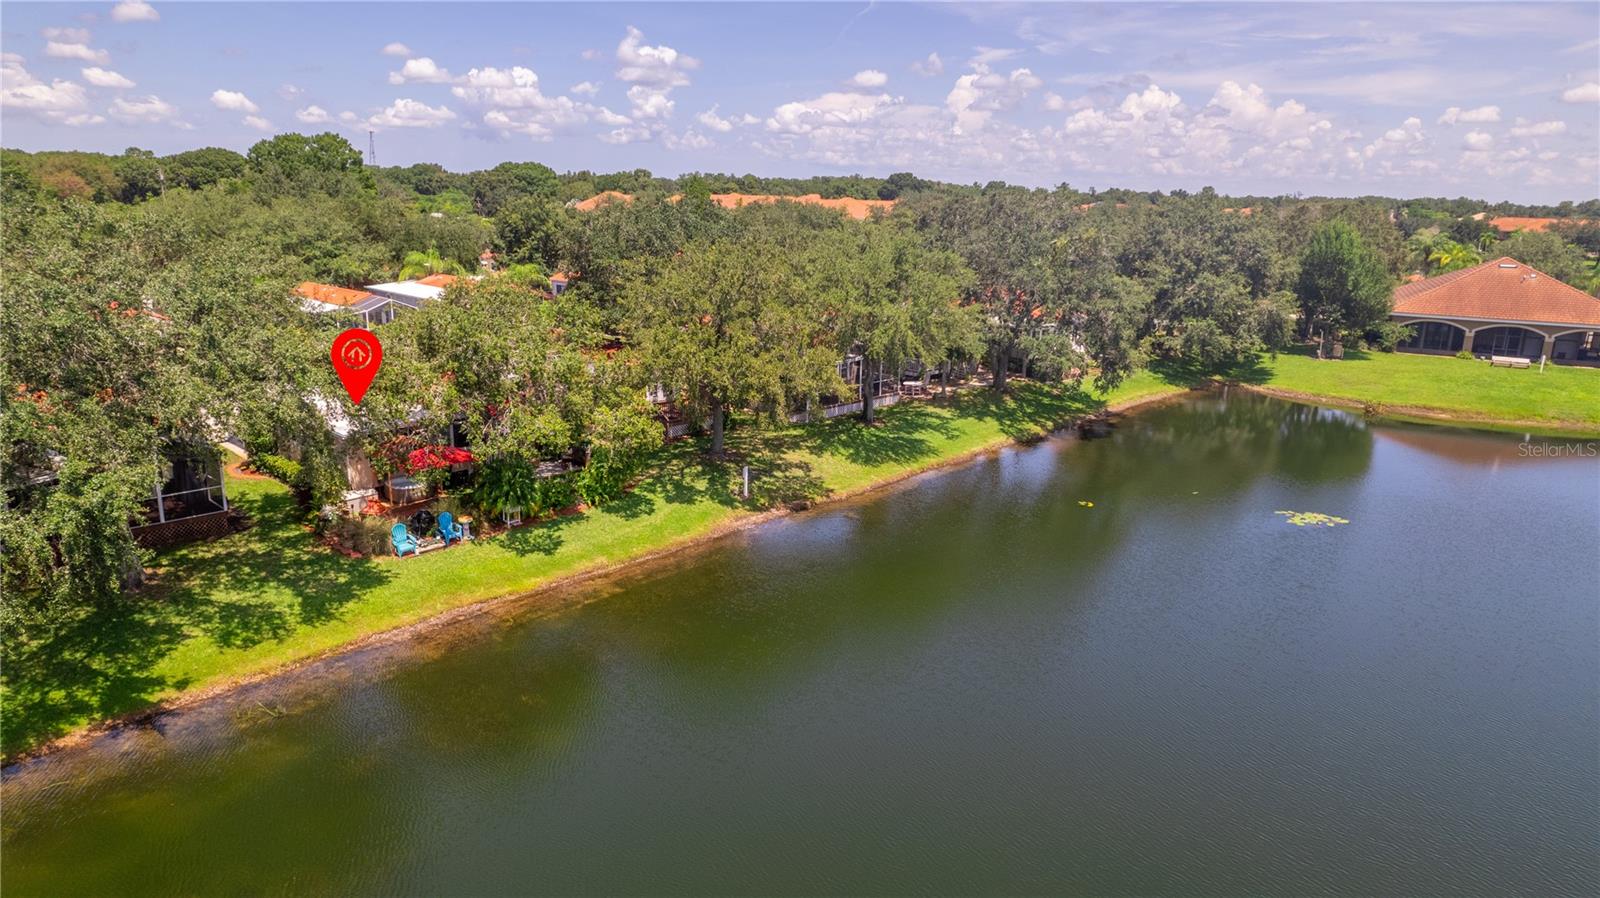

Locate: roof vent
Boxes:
[1498,262,1518,268]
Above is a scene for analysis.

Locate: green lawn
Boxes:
[1229,347,1600,433]
[1,373,1182,758]
[11,351,1591,757]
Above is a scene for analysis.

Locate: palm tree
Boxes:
[398,247,466,279]
[1405,232,1435,270]
[1427,239,1482,274]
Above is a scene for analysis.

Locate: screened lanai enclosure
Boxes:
[131,442,231,548]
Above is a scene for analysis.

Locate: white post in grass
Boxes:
[742,465,749,499]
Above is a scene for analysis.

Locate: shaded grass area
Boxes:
[1,374,1182,757]
[1244,347,1600,431]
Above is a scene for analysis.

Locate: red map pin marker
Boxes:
[331,328,382,404]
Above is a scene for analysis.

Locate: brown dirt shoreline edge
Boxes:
[1233,383,1600,439]
[3,386,1201,769]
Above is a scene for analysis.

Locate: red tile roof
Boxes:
[1391,257,1600,328]
[572,190,634,212]
[705,192,895,220]
[295,282,375,307]
[415,274,459,288]
[571,191,896,220]
[1489,216,1590,234]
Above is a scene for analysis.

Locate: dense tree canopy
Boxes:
[623,233,842,455]
[5,133,1598,630]
[1,191,334,626]
[1296,222,1393,352]
[807,222,978,422]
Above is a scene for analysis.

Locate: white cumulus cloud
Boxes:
[381,42,413,58]
[2,53,93,123]
[242,114,273,131]
[626,84,673,119]
[1509,119,1566,137]
[947,64,1045,133]
[696,105,733,132]
[110,1,160,23]
[109,94,188,127]
[295,105,332,123]
[614,26,698,87]
[767,91,899,134]
[42,27,91,43]
[44,42,109,65]
[1437,105,1501,125]
[851,69,888,89]
[1362,116,1428,160]
[210,89,258,113]
[389,57,453,85]
[911,52,943,77]
[1561,81,1600,103]
[570,81,600,96]
[368,98,456,128]
[81,67,134,88]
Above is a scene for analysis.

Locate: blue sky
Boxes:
[3,1,1598,201]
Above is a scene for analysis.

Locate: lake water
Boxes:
[4,390,1598,896]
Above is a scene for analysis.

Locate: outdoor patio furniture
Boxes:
[391,523,419,557]
[1490,355,1531,368]
[437,511,464,546]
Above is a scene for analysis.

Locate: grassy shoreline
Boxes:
[2,375,1187,760]
[1230,347,1600,437]
[5,348,1596,760]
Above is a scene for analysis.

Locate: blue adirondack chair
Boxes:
[391,523,419,557]
[436,511,463,546]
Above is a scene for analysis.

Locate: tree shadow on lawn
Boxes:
[1,486,400,758]
[942,383,1108,442]
[594,490,656,521]
[1146,355,1272,388]
[154,488,395,632]
[2,604,192,758]
[741,452,828,509]
[498,511,585,557]
[781,404,960,468]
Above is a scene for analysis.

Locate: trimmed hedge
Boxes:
[252,453,302,485]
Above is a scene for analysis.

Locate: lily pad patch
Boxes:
[1275,510,1350,527]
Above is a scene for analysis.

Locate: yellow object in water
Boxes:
[1274,510,1349,527]
[1078,500,1094,508]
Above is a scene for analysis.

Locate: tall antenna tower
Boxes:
[368,130,376,166]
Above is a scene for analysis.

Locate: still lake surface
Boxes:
[4,391,1598,896]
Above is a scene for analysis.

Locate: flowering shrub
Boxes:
[405,445,473,472]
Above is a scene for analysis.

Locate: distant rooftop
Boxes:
[570,191,896,220]
[1489,216,1590,234]
[295,282,375,307]
[365,280,448,304]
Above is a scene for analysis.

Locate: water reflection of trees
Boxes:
[300,392,1378,774]
[328,393,1378,763]
[0,393,1387,896]
[1093,388,1375,494]
[501,392,1378,716]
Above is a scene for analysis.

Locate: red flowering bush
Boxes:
[405,445,473,473]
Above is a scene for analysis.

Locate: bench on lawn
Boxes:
[1490,355,1531,369]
